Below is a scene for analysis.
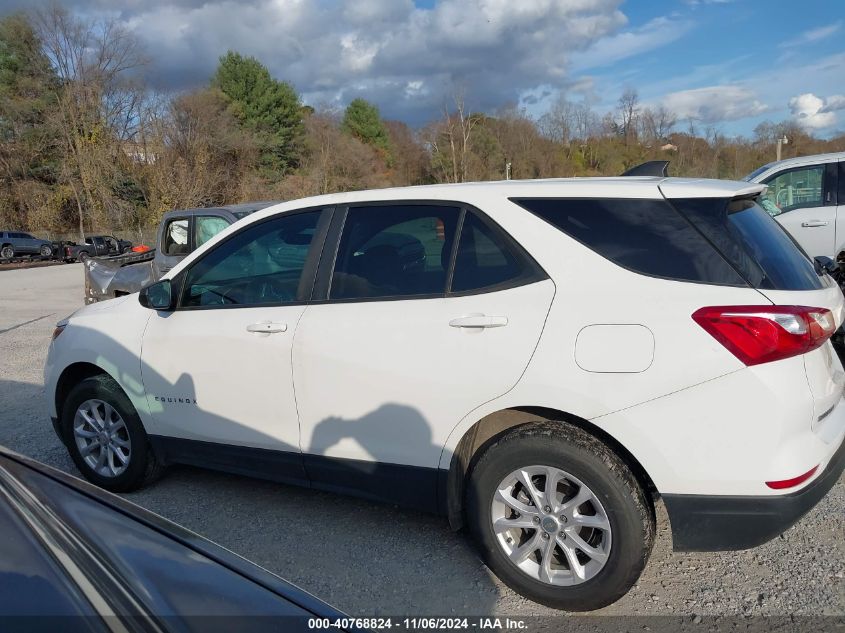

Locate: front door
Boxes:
[762,163,835,258]
[140,209,327,471]
[292,203,554,508]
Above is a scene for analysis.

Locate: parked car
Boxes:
[0,445,349,630]
[0,230,55,260]
[745,151,844,260]
[63,234,133,262]
[45,177,845,611]
[83,201,278,303]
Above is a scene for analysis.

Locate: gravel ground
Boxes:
[0,265,843,619]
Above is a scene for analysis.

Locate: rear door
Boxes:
[16,232,38,253]
[291,202,554,508]
[761,163,836,258]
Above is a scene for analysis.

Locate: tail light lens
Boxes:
[692,305,836,366]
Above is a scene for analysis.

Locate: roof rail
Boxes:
[621,161,670,177]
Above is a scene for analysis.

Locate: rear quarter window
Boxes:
[512,197,746,286]
[670,197,823,291]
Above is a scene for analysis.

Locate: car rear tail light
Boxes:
[765,465,818,490]
[692,305,836,366]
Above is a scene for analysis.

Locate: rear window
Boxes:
[512,198,745,286]
[671,197,823,291]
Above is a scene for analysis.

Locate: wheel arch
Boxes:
[443,406,658,531]
[55,362,114,420]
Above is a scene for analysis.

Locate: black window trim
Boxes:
[309,199,548,305]
[512,195,753,289]
[761,163,831,214]
[172,205,334,312]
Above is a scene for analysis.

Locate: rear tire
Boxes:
[78,251,90,262]
[61,374,164,492]
[1,245,13,260]
[466,421,655,611]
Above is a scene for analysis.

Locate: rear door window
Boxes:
[194,215,231,248]
[513,197,746,286]
[330,205,461,300]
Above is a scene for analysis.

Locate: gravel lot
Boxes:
[0,264,843,619]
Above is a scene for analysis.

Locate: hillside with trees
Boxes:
[1,8,844,239]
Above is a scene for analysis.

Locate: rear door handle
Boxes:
[802,221,829,227]
[449,315,508,329]
[246,321,288,334]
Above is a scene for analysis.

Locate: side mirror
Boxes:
[814,256,837,275]
[139,279,174,311]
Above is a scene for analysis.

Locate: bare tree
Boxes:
[617,88,639,145]
[33,3,147,237]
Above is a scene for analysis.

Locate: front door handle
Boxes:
[449,315,508,329]
[246,321,288,334]
[801,221,829,227]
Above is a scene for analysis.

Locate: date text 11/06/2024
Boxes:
[307,617,528,630]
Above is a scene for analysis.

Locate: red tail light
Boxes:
[692,305,836,366]
[765,465,818,490]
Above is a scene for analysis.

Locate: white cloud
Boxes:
[821,95,845,112]
[789,93,842,130]
[660,85,768,123]
[779,21,842,48]
[113,0,641,122]
[570,16,694,71]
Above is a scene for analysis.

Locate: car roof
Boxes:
[243,176,766,225]
[746,151,845,182]
[160,200,280,221]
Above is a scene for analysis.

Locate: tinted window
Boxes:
[163,219,189,256]
[181,211,321,308]
[451,212,533,292]
[761,165,824,215]
[514,198,745,285]
[195,215,231,248]
[331,205,461,300]
[672,197,823,291]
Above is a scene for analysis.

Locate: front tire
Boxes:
[40,244,53,258]
[466,421,655,611]
[61,374,164,492]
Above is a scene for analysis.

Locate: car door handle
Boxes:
[246,321,288,334]
[801,221,829,227]
[449,315,508,329]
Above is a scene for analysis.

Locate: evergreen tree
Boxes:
[342,98,390,153]
[212,51,304,174]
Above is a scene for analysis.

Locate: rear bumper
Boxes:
[664,434,845,551]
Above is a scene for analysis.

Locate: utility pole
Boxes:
[505,162,512,180]
[776,135,788,162]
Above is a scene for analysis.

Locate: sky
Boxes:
[2,0,844,137]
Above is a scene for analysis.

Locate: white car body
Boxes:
[45,176,845,563]
[746,151,845,259]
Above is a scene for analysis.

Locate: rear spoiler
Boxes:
[621,161,670,177]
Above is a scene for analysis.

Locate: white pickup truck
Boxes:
[745,151,845,260]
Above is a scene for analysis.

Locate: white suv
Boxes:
[745,151,844,259]
[45,177,845,611]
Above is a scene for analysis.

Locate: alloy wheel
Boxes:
[73,398,132,477]
[491,465,612,586]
